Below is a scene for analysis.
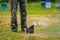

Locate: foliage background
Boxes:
[0,0,57,3]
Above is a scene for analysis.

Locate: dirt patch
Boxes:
[0,14,60,28]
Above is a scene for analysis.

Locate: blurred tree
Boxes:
[0,0,57,3]
[27,0,40,3]
[0,0,9,3]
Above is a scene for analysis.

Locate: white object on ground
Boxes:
[46,2,51,8]
[32,22,37,26]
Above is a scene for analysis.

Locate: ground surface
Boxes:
[0,3,60,40]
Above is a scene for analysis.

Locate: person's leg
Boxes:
[11,0,18,32]
[19,0,27,32]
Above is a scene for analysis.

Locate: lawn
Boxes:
[0,2,60,40]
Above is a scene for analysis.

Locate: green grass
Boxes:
[0,2,60,40]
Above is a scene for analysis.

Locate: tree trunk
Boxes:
[10,0,27,32]
[11,0,18,32]
[20,0,27,32]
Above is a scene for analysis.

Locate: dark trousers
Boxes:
[10,0,27,32]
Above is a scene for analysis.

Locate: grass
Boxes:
[0,2,60,40]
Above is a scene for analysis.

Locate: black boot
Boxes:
[26,24,34,33]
